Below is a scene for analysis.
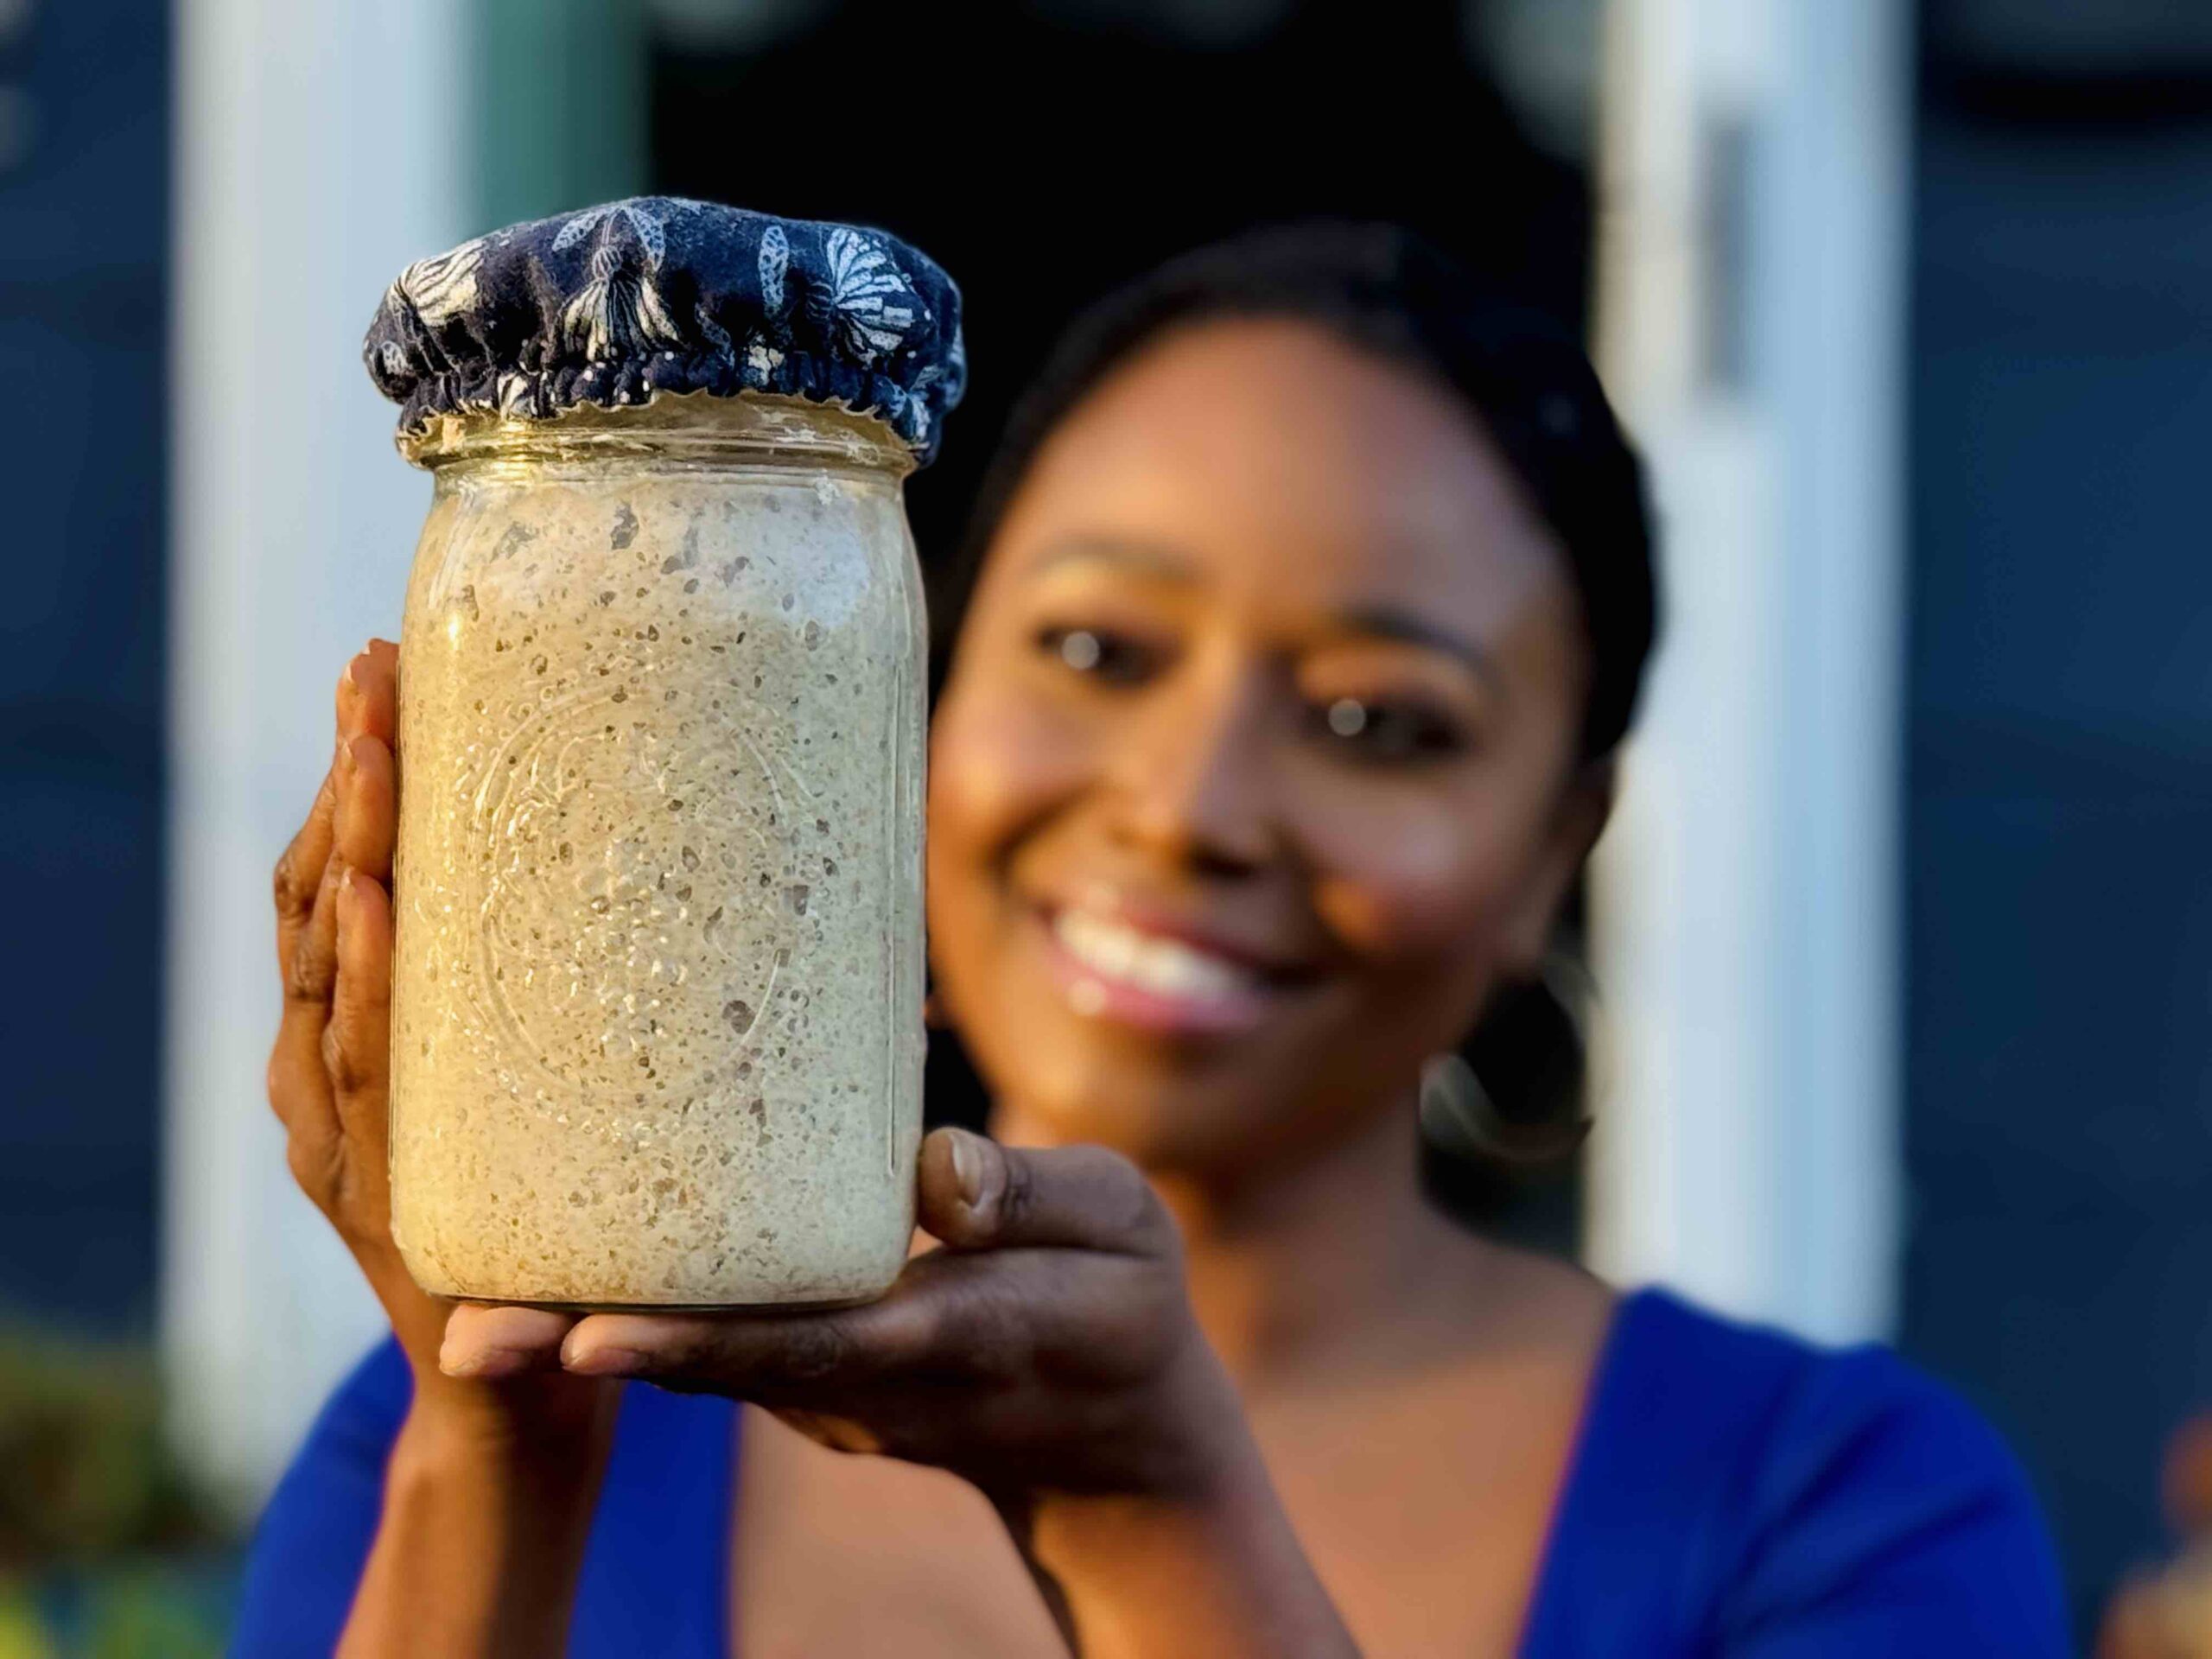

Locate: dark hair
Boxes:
[929,219,1660,760]
[923,224,1661,1234]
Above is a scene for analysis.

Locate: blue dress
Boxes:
[231,1288,2069,1656]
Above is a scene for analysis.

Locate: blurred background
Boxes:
[3,0,2209,1649]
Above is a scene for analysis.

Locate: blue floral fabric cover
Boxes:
[364,197,965,463]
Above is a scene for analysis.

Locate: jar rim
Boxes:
[399,388,917,477]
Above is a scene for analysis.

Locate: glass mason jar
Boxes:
[387,391,926,1308]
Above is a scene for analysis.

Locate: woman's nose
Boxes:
[1103,660,1280,876]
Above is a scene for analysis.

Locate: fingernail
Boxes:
[438,1332,484,1376]
[562,1344,645,1377]
[442,1347,528,1380]
[949,1130,985,1207]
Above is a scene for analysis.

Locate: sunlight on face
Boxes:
[926,317,1596,1179]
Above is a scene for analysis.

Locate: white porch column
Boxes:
[165,0,467,1507]
[1585,0,1912,1342]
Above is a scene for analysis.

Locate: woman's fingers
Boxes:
[270,855,343,1160]
[556,1293,939,1392]
[334,734,397,882]
[273,766,339,978]
[919,1128,1172,1256]
[270,639,397,1185]
[341,639,399,746]
[278,643,381,993]
[327,868,394,1162]
[440,1304,583,1380]
[2094,1575,2164,1659]
[269,747,340,1144]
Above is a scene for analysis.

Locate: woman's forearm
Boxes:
[338,1387,616,1659]
[1020,1474,1361,1659]
[1006,1356,1361,1659]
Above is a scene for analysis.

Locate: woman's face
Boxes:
[927,317,1601,1180]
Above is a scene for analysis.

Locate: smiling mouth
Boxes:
[1056,907,1260,997]
[1038,906,1299,1035]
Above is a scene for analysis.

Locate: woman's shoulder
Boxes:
[1608,1288,2040,1504]
[1523,1287,2070,1656]
[1601,1286,2003,1455]
[231,1338,415,1656]
[234,1335,740,1659]
[306,1330,415,1440]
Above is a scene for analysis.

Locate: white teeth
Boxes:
[1090,917,1138,977]
[1053,910,1257,1002]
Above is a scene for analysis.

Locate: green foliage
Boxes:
[0,1586,54,1659]
[0,1564,235,1659]
[73,1569,229,1659]
[0,1330,238,1652]
[0,1332,222,1570]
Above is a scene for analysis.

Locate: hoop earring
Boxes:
[1418,953,1596,1167]
[1418,1050,1499,1160]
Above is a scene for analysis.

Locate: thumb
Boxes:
[918,1128,1172,1257]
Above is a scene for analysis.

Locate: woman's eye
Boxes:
[1034,625,1161,686]
[1311,695,1466,761]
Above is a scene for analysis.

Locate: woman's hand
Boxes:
[442,1130,1361,1657]
[449,1129,1215,1491]
[269,642,607,1421]
[2100,1417,2212,1658]
[269,645,423,1345]
[271,643,621,1659]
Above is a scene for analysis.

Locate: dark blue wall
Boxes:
[0,2,168,1331]
[1904,83,2212,1630]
